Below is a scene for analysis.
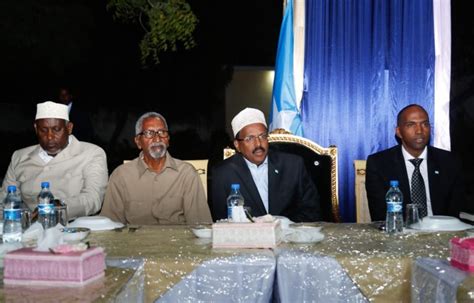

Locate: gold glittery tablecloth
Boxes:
[281,223,466,302]
[87,225,252,302]
[1,223,470,302]
[458,274,474,302]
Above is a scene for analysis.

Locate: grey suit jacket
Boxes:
[0,135,108,219]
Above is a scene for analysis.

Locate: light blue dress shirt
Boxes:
[243,156,269,213]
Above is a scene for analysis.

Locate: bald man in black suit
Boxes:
[366,104,466,221]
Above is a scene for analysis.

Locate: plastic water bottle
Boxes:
[226,184,245,222]
[37,182,55,229]
[385,180,404,234]
[4,185,22,209]
[3,209,22,242]
[3,185,22,242]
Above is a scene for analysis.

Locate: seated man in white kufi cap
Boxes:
[0,101,108,219]
[211,107,321,222]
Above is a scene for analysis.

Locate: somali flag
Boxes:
[269,0,304,136]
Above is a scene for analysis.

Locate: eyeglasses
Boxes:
[138,129,169,139]
[236,133,269,143]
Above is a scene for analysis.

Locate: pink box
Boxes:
[450,237,474,272]
[3,247,106,287]
[212,221,282,249]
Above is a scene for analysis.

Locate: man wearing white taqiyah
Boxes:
[211,107,321,222]
[0,101,108,219]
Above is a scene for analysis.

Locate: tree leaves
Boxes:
[108,0,197,65]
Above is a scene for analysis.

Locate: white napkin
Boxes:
[22,222,44,243]
[284,227,324,243]
[231,206,250,222]
[34,224,65,252]
[273,216,294,229]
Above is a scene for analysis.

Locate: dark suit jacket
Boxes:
[366,145,466,221]
[211,150,321,222]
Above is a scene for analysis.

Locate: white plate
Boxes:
[410,216,473,231]
[289,223,322,232]
[287,232,324,244]
[68,216,124,231]
[62,227,91,242]
[191,227,212,239]
[285,226,325,244]
[466,229,474,237]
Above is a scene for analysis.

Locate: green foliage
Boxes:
[108,0,198,64]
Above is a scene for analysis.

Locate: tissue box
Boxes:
[450,237,474,272]
[212,221,282,248]
[3,247,105,286]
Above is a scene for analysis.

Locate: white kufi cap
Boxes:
[35,101,69,121]
[231,108,267,137]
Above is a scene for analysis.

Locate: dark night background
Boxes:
[1,1,473,218]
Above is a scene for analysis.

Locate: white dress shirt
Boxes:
[244,157,269,213]
[38,136,72,164]
[401,146,433,216]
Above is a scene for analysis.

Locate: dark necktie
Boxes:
[409,158,428,218]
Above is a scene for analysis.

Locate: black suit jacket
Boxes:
[366,145,466,221]
[211,150,321,222]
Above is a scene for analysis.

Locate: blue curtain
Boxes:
[301,0,435,221]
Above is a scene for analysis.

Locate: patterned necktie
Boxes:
[409,158,428,218]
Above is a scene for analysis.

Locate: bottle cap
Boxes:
[41,181,50,188]
[231,183,240,190]
[7,185,17,192]
[390,180,399,187]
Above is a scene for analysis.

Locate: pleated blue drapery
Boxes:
[301,0,435,221]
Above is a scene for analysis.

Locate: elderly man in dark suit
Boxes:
[366,104,466,221]
[211,108,321,222]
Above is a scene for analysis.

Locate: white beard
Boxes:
[149,142,167,159]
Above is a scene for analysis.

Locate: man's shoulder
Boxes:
[110,158,140,178]
[428,146,453,157]
[9,145,38,163]
[75,140,105,154]
[213,154,242,173]
[428,146,458,163]
[169,156,199,175]
[367,145,400,161]
[268,150,305,167]
[12,144,38,157]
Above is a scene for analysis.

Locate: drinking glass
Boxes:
[243,206,253,222]
[405,204,420,228]
[21,208,32,231]
[54,201,68,226]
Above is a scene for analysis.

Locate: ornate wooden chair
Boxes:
[224,129,340,222]
[354,160,371,223]
[184,159,209,198]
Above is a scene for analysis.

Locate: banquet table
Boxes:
[0,223,472,303]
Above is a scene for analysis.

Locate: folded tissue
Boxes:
[34,224,65,252]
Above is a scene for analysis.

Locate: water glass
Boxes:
[54,204,68,227]
[21,208,32,231]
[243,206,253,220]
[405,204,420,228]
